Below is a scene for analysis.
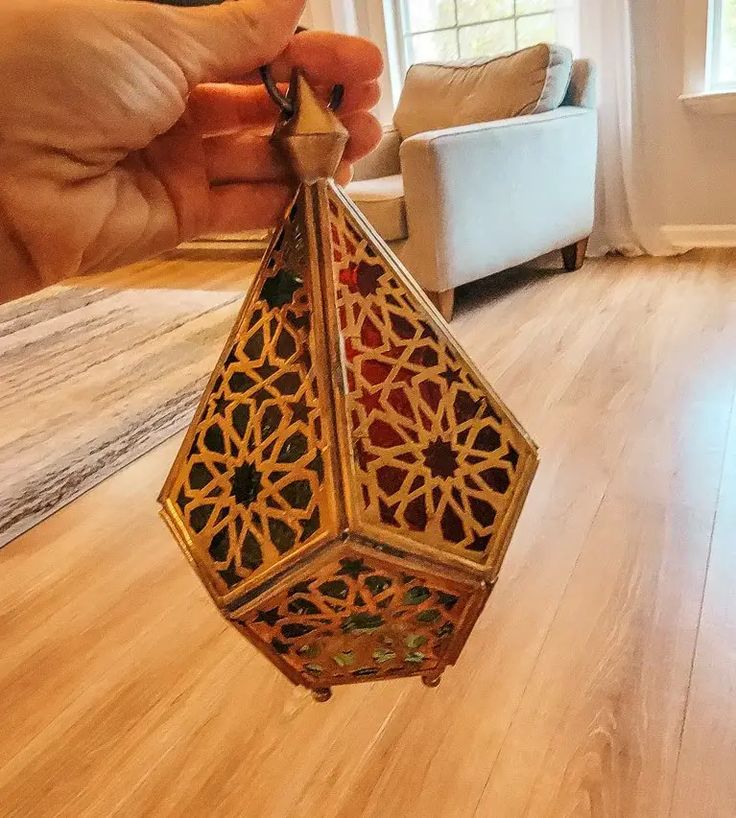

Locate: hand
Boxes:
[0,0,383,301]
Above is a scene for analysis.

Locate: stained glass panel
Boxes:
[236,548,480,684]
[162,193,337,597]
[328,183,535,568]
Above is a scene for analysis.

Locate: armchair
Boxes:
[348,50,598,320]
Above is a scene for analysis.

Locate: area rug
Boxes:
[0,285,242,547]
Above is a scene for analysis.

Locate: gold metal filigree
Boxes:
[159,71,538,701]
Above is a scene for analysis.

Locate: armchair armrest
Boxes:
[399,107,598,292]
[352,126,401,181]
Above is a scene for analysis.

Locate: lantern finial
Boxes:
[271,70,349,184]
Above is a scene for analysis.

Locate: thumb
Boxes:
[121,0,307,85]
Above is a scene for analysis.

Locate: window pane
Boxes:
[516,13,556,49]
[456,0,514,26]
[516,0,554,14]
[459,20,515,58]
[716,0,736,83]
[408,30,459,63]
[403,0,456,33]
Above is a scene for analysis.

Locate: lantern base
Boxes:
[422,673,443,689]
[312,687,333,703]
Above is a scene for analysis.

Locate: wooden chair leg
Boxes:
[561,237,589,272]
[426,288,455,322]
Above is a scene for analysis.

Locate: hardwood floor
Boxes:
[1,249,735,817]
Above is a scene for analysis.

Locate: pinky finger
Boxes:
[207,168,356,234]
[208,182,294,233]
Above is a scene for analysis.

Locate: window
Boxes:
[394,0,570,70]
[709,0,736,89]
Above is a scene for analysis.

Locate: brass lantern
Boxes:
[159,72,538,702]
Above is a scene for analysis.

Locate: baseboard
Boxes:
[662,224,736,249]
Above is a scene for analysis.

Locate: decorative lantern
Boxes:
[159,71,538,702]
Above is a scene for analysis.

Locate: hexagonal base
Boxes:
[230,539,490,690]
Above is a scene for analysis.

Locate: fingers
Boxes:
[190,80,381,136]
[125,0,307,85]
[208,183,293,232]
[126,6,381,89]
[340,111,384,164]
[266,31,384,86]
[203,112,382,184]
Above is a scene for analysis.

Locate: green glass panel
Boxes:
[261,268,302,309]
[277,431,308,463]
[318,579,349,600]
[365,575,393,596]
[403,586,431,606]
[267,518,296,554]
[341,613,384,634]
[333,651,355,668]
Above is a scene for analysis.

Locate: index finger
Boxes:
[248,30,384,86]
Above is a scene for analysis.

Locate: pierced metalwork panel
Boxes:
[234,544,485,686]
[161,197,338,599]
[327,184,537,570]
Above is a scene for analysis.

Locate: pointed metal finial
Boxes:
[271,70,349,184]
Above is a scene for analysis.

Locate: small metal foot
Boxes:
[312,687,332,703]
[422,673,442,689]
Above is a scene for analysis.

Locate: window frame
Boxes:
[708,0,736,90]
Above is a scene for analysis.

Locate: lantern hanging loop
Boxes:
[259,26,344,118]
[259,65,344,117]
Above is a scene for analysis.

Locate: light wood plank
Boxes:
[669,393,736,818]
[475,496,714,818]
[1,251,736,817]
[472,255,736,817]
[293,255,727,818]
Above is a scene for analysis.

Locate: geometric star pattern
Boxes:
[233,544,488,687]
[160,177,537,696]
[327,185,538,573]
[161,197,338,602]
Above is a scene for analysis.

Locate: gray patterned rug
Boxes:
[0,285,242,547]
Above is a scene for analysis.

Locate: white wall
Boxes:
[634,0,736,235]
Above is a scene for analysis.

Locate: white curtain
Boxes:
[577,0,679,255]
[303,0,357,34]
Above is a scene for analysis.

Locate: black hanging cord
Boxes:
[259,26,344,117]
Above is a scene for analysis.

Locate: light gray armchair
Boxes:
[348,46,598,320]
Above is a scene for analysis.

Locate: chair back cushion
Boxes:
[564,58,597,109]
[394,43,573,139]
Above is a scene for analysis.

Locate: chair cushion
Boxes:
[346,175,407,242]
[394,43,573,140]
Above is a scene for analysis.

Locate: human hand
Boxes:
[0,0,383,301]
